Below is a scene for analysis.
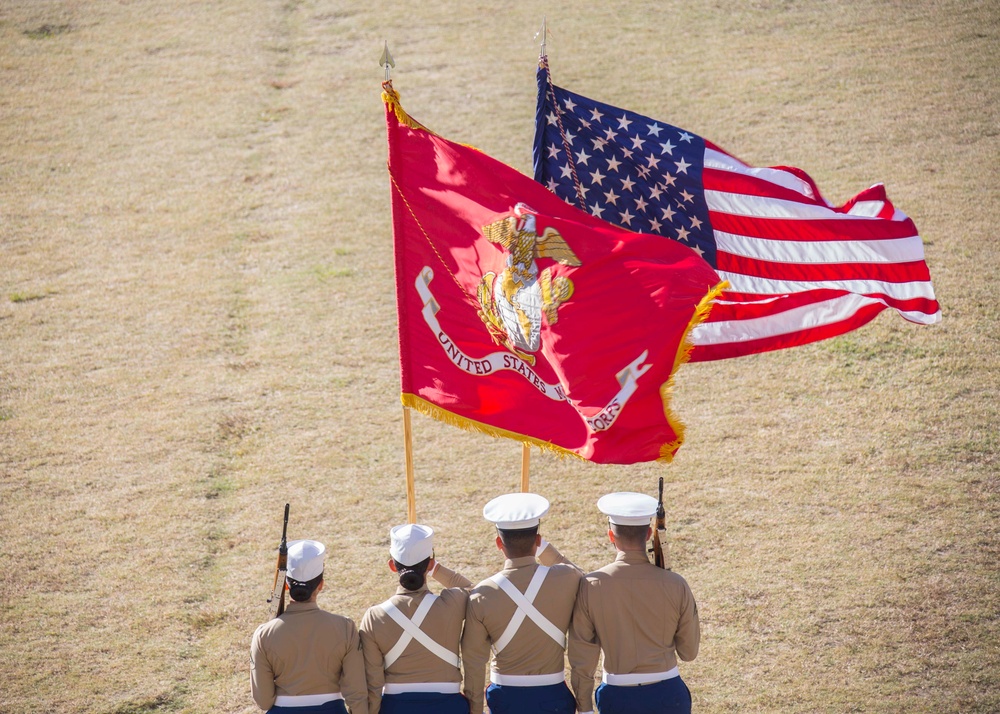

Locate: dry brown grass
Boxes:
[1,0,997,712]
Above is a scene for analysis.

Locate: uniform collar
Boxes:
[504,555,537,570]
[283,600,320,612]
[615,550,651,564]
[395,583,430,596]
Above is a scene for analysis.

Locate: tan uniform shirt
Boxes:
[568,550,700,712]
[461,544,581,713]
[358,564,472,714]
[250,600,368,713]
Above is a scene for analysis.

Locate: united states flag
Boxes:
[533,59,940,361]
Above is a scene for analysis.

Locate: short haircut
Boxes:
[611,523,650,547]
[287,573,323,602]
[498,526,538,558]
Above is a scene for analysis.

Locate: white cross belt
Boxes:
[489,566,566,653]
[380,593,460,668]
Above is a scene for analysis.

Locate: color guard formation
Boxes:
[250,491,701,714]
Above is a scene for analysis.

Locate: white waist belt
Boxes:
[602,667,680,686]
[274,693,344,707]
[383,682,461,695]
[491,671,566,687]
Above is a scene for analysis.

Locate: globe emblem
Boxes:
[493,265,542,353]
[476,204,581,365]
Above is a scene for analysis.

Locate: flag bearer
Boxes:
[569,493,700,714]
[359,524,472,714]
[461,493,581,714]
[251,539,368,713]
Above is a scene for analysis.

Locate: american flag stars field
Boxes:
[536,79,717,264]
[534,59,940,361]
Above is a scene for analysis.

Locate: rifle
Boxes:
[650,478,669,570]
[266,503,290,617]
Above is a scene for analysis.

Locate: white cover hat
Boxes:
[286,539,326,582]
[598,492,657,526]
[483,492,550,529]
[389,524,434,566]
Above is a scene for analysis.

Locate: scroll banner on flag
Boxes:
[383,83,724,464]
[533,59,941,361]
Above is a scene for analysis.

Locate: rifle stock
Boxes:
[266,503,290,617]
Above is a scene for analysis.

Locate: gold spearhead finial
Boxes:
[379,41,395,81]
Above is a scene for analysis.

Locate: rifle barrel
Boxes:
[267,504,291,611]
[276,504,290,616]
[652,477,667,569]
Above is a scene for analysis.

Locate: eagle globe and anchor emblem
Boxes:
[413,202,652,434]
[476,203,581,365]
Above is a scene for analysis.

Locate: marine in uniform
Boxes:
[461,492,581,714]
[359,524,472,714]
[250,540,369,714]
[569,493,700,714]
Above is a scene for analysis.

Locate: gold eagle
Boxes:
[477,210,580,364]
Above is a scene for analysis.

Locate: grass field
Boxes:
[1,1,997,712]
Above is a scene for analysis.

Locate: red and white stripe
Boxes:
[690,144,940,361]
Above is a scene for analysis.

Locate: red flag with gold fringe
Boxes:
[384,83,724,464]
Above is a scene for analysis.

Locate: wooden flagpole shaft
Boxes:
[402,406,416,523]
[520,443,530,492]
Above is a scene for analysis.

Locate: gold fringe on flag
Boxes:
[382,81,428,132]
[657,279,730,461]
[401,392,582,460]
[400,279,727,465]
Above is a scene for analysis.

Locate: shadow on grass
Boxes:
[24,24,72,39]
[105,689,185,713]
[9,291,55,303]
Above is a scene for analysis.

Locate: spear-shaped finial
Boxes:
[379,41,395,82]
[535,17,548,58]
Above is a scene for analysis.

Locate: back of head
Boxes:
[394,557,431,591]
[497,526,539,558]
[288,573,323,602]
[599,492,656,551]
[286,539,326,602]
[610,523,649,549]
[390,523,435,591]
[483,492,549,558]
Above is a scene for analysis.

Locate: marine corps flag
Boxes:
[384,82,723,464]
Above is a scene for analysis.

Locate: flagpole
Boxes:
[537,27,587,212]
[384,42,412,521]
[520,444,530,492]
[402,406,417,523]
